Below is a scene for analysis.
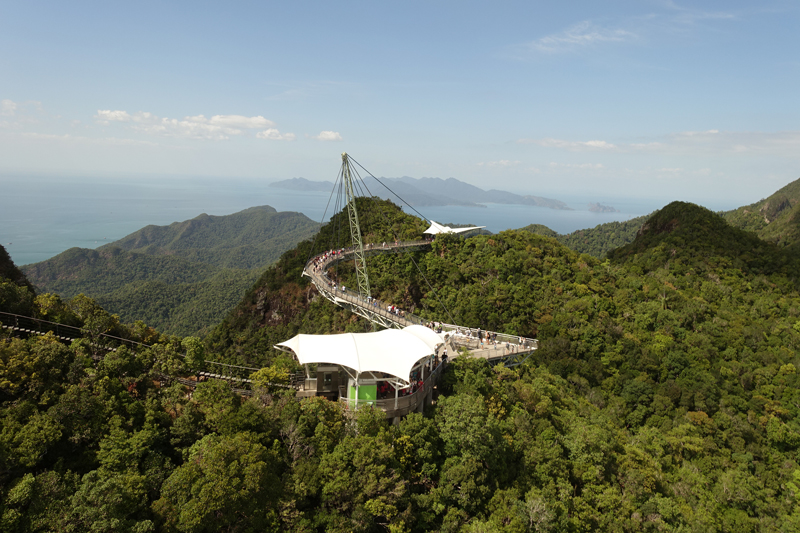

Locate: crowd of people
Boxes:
[307,248,534,357]
[374,362,435,401]
[310,248,346,274]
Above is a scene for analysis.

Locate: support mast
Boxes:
[341,153,371,299]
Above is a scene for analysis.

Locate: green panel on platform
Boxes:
[350,385,377,402]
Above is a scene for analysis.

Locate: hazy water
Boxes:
[408,200,654,236]
[1,174,672,267]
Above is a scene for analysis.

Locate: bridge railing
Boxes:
[339,360,443,414]
[304,240,433,329]
[306,271,538,352]
[0,311,152,351]
[303,240,539,354]
[438,324,538,352]
[303,239,431,277]
[0,311,264,384]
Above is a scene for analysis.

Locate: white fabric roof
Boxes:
[423,220,486,235]
[274,325,444,382]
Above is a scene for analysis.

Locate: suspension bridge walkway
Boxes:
[2,153,539,419]
[302,240,538,368]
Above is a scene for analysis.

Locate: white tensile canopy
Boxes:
[423,220,486,235]
[274,325,444,383]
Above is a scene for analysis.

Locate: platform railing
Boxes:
[339,361,443,414]
[303,244,539,354]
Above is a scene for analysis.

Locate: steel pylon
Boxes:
[341,153,371,300]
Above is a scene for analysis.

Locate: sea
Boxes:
[0,174,727,267]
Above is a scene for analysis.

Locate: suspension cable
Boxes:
[349,156,431,223]
[346,159,458,325]
[304,166,343,269]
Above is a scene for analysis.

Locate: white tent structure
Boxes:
[274,325,444,386]
[423,220,485,235]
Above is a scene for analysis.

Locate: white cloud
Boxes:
[256,128,296,141]
[518,21,636,55]
[194,114,275,129]
[1,99,18,116]
[679,129,719,137]
[0,99,43,127]
[510,5,738,60]
[477,159,521,167]
[518,138,617,151]
[95,109,283,140]
[549,162,605,169]
[314,130,342,141]
[22,132,159,147]
[95,109,133,124]
[657,130,800,157]
[629,142,664,150]
[519,130,800,159]
[662,1,735,25]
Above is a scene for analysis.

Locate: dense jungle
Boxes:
[3,181,800,532]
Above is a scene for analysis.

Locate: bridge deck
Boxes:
[303,239,538,366]
[1,236,538,418]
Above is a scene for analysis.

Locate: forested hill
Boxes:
[101,205,320,270]
[723,176,800,249]
[0,244,34,294]
[6,195,800,530]
[204,197,428,366]
[21,206,320,336]
[608,201,799,278]
[0,244,37,316]
[203,197,800,530]
[519,214,649,258]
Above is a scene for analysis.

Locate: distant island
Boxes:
[269,177,335,192]
[588,202,618,213]
[271,176,571,210]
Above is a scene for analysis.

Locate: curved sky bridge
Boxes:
[301,240,538,367]
[289,238,537,419]
[0,154,538,418]
[277,153,539,416]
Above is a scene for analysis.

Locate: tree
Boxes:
[152,433,281,532]
[64,470,154,533]
[250,365,290,396]
[181,337,205,373]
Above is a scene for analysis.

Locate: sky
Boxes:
[1,0,798,207]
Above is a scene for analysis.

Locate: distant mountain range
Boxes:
[519,175,800,259]
[588,202,618,213]
[21,206,320,336]
[271,176,572,210]
[722,178,800,251]
[99,205,318,270]
[519,215,650,258]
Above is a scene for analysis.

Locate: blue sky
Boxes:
[1,1,798,207]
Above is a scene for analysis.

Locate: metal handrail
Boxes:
[302,241,539,351]
[0,311,261,380]
[339,361,443,412]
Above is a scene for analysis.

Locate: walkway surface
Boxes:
[302,239,538,367]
